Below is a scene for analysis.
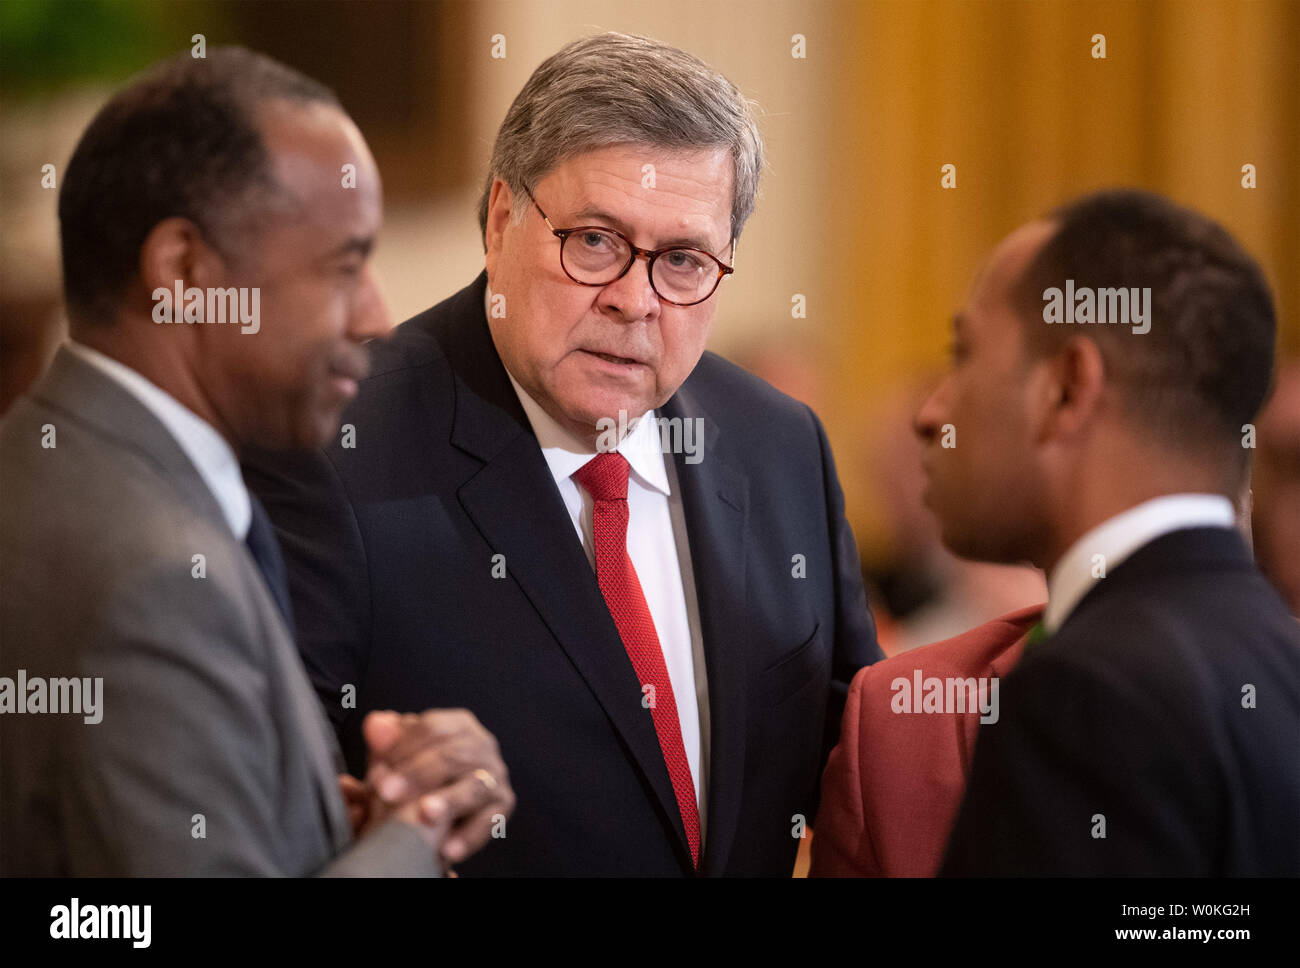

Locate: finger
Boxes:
[441,797,514,865]
[346,802,367,834]
[370,748,457,804]
[378,709,483,765]
[381,733,497,796]
[392,796,452,851]
[362,710,404,757]
[426,764,506,831]
[376,735,501,804]
[338,773,367,799]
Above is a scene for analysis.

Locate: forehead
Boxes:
[256,100,381,219]
[962,219,1057,333]
[539,143,733,243]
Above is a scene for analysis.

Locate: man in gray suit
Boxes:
[0,47,514,875]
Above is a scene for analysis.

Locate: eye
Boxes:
[578,230,615,250]
[661,249,708,272]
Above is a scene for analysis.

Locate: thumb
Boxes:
[363,710,403,757]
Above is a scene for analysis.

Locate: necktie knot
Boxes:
[574,451,631,502]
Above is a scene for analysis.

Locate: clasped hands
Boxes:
[338,708,515,870]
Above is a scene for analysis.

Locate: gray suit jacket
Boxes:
[0,347,439,876]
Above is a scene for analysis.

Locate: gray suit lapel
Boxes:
[34,346,229,533]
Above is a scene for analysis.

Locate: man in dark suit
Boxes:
[1,47,513,876]
[911,189,1299,875]
[246,32,880,876]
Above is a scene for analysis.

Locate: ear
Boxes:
[1039,335,1106,443]
[484,178,515,277]
[138,217,228,300]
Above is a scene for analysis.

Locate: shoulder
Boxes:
[2,403,262,658]
[682,351,815,423]
[676,351,825,455]
[1000,596,1217,756]
[863,606,1039,686]
[1033,561,1297,703]
[363,276,489,386]
[847,605,1039,723]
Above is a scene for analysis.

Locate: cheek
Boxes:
[258,286,340,378]
[937,375,1024,488]
[505,269,587,357]
[656,310,711,379]
[495,294,570,380]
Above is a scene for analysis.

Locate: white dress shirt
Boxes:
[503,370,711,824]
[1043,493,1237,633]
[65,341,251,541]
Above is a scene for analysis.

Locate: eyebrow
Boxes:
[331,235,375,259]
[570,204,721,254]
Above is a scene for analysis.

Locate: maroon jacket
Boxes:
[812,605,1042,876]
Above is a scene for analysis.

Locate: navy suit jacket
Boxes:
[244,272,880,875]
[942,527,1300,876]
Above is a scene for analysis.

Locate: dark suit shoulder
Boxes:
[1033,532,1299,701]
[365,306,450,381]
[676,350,826,468]
[682,350,815,424]
[1009,529,1300,800]
[362,273,489,384]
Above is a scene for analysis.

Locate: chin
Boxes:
[306,412,343,450]
[272,411,336,453]
[561,392,644,428]
[936,522,981,561]
[940,519,1027,566]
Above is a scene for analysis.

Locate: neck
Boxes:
[73,317,238,450]
[1038,461,1233,576]
[1029,428,1232,576]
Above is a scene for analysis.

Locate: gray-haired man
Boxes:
[245,32,881,876]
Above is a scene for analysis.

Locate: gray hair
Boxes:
[477,32,764,248]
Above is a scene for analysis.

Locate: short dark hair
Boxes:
[58,46,340,324]
[1014,188,1276,461]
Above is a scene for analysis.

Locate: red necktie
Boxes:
[574,452,700,868]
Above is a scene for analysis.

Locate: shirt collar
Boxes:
[65,340,253,540]
[1043,493,1236,633]
[503,370,671,497]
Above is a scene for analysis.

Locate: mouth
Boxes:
[327,354,369,400]
[329,350,370,381]
[328,373,359,402]
[580,348,646,368]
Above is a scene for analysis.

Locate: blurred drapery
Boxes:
[2,0,1295,559]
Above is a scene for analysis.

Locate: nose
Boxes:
[913,378,948,445]
[348,262,392,342]
[597,254,660,322]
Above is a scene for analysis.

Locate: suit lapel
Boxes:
[661,386,749,874]
[36,346,228,531]
[445,284,695,869]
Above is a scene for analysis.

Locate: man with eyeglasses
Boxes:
[244,31,881,876]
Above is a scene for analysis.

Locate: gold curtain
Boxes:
[823,0,1299,557]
